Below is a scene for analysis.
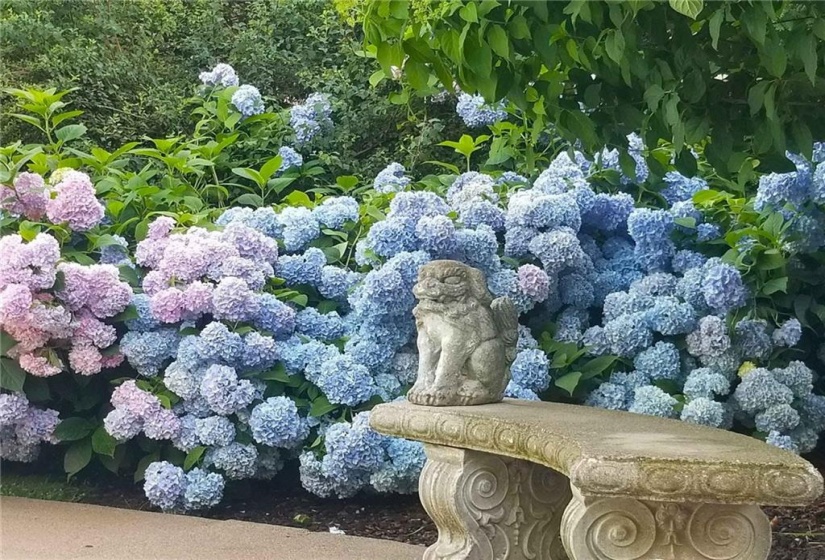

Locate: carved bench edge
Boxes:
[369,403,824,507]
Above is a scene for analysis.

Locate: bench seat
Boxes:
[370,399,824,560]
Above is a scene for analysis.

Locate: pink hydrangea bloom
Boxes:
[0,233,59,291]
[71,310,117,348]
[0,284,33,320]
[56,263,131,318]
[135,237,170,269]
[147,216,176,239]
[111,380,162,417]
[17,352,62,377]
[183,281,213,315]
[141,270,169,295]
[45,171,104,231]
[150,287,186,323]
[100,352,125,368]
[142,407,182,440]
[517,264,551,301]
[68,344,103,376]
[0,172,49,219]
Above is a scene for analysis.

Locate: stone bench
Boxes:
[370,399,824,560]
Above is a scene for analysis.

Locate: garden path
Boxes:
[0,496,424,560]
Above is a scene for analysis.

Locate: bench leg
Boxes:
[560,487,772,560]
[419,444,572,560]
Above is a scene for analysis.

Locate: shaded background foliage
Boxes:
[0,0,461,177]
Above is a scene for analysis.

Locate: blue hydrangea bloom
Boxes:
[290,93,333,146]
[586,382,628,410]
[249,396,309,448]
[199,63,238,87]
[231,85,265,117]
[629,386,677,418]
[277,146,303,173]
[199,365,256,415]
[680,398,725,428]
[277,247,326,286]
[766,430,799,453]
[373,162,411,194]
[660,171,708,205]
[633,341,680,380]
[455,93,506,127]
[772,361,813,398]
[125,294,160,332]
[733,369,794,414]
[772,318,802,347]
[296,308,346,342]
[755,172,807,210]
[682,368,730,400]
[701,262,747,313]
[510,349,550,393]
[504,381,539,401]
[253,294,296,337]
[733,319,772,360]
[278,207,321,252]
[195,416,236,447]
[183,468,225,510]
[205,442,258,479]
[319,266,361,300]
[313,196,359,229]
[755,404,800,433]
[144,461,185,511]
[603,312,653,358]
[416,215,459,257]
[197,322,243,364]
[311,355,376,406]
[120,329,180,377]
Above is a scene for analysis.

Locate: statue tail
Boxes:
[491,297,518,365]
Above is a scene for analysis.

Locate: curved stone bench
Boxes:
[370,399,823,560]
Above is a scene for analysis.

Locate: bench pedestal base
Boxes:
[561,490,771,560]
[420,445,571,560]
[419,445,772,560]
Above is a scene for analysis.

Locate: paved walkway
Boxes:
[0,496,425,560]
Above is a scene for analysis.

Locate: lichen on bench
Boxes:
[370,399,824,560]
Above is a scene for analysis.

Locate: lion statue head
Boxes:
[413,260,493,314]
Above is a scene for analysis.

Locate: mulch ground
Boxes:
[3,449,823,558]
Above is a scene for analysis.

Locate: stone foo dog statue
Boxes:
[408,260,518,406]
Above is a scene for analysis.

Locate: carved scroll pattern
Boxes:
[561,494,772,560]
[420,445,572,560]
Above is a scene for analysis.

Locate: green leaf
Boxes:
[757,249,785,271]
[708,9,724,50]
[0,357,26,392]
[335,175,359,191]
[232,167,265,187]
[1,333,19,356]
[184,446,206,470]
[55,124,87,143]
[309,395,338,417]
[742,7,767,45]
[668,0,703,19]
[554,372,583,396]
[762,277,788,295]
[91,427,117,458]
[55,417,96,442]
[284,190,312,208]
[112,303,139,322]
[64,439,92,477]
[458,2,477,23]
[487,25,509,59]
[560,110,598,150]
[258,157,282,183]
[643,84,665,111]
[798,34,818,86]
[235,193,264,208]
[368,70,386,87]
[580,356,617,379]
[134,451,160,483]
[605,30,625,64]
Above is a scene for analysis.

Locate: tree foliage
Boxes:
[361,0,825,181]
